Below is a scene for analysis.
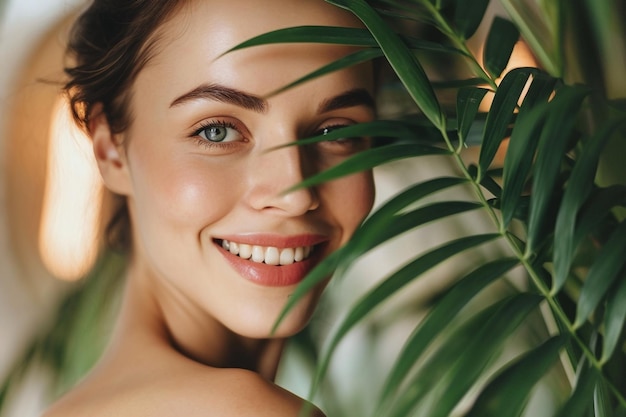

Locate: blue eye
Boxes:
[202,125,228,142]
[194,121,243,143]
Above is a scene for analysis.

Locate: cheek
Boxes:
[330,171,375,236]
[130,151,241,229]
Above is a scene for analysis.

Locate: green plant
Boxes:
[229,0,626,415]
[2,1,625,416]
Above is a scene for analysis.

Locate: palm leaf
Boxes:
[267,48,384,97]
[554,358,598,417]
[382,298,513,417]
[464,336,568,417]
[328,0,446,130]
[456,87,489,148]
[574,220,626,328]
[452,0,490,39]
[388,294,543,417]
[478,67,536,180]
[483,17,520,79]
[223,25,461,55]
[289,143,450,190]
[601,273,626,364]
[309,233,501,400]
[422,294,543,417]
[377,258,520,411]
[273,201,482,332]
[500,73,557,227]
[553,120,626,293]
[525,84,590,253]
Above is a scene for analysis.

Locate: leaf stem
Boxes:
[417,0,498,91]
[439,98,626,410]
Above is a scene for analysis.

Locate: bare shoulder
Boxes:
[182,367,326,417]
[42,364,325,417]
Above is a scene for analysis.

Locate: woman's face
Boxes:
[111,0,375,338]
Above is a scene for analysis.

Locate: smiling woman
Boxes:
[42,0,376,416]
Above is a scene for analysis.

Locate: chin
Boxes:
[227,293,322,340]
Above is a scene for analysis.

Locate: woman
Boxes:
[43,0,376,415]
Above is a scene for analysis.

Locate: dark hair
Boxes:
[64,0,188,250]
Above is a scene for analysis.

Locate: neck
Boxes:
[111,258,286,381]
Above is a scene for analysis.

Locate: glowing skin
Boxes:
[118,1,375,343]
[44,1,375,416]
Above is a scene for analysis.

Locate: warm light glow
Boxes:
[479,40,539,112]
[39,98,103,280]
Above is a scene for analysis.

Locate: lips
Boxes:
[214,235,328,287]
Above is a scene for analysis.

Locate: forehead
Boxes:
[135,0,370,98]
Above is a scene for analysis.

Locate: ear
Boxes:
[89,105,132,195]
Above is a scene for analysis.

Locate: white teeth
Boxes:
[229,241,239,255]
[279,248,295,265]
[265,247,280,266]
[239,244,252,259]
[220,240,314,265]
[252,245,265,263]
[294,247,304,262]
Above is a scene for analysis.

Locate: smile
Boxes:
[220,239,314,266]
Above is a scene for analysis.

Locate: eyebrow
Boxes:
[318,88,376,113]
[170,83,268,113]
[169,84,376,114]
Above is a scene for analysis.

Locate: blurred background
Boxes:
[0,1,560,416]
[0,1,100,415]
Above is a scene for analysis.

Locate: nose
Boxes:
[244,142,319,216]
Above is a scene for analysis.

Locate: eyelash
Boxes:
[190,119,243,149]
[315,124,368,152]
[187,120,366,154]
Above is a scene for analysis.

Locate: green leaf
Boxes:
[274,202,482,332]
[519,72,557,108]
[310,233,501,401]
[267,48,383,96]
[464,336,568,417]
[385,299,511,417]
[480,173,504,199]
[225,26,377,50]
[389,293,542,417]
[500,73,557,227]
[575,220,626,328]
[289,143,450,191]
[453,0,490,39]
[601,271,626,364]
[594,378,615,417]
[328,0,445,130]
[280,119,435,150]
[424,294,543,417]
[574,185,626,247]
[377,258,519,410]
[526,85,590,254]
[272,251,343,335]
[499,0,561,77]
[499,104,544,226]
[554,358,598,417]
[432,78,488,89]
[478,68,536,180]
[456,87,489,147]
[483,16,520,79]
[553,120,625,293]
[223,25,462,55]
[350,201,483,256]
[360,177,468,229]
